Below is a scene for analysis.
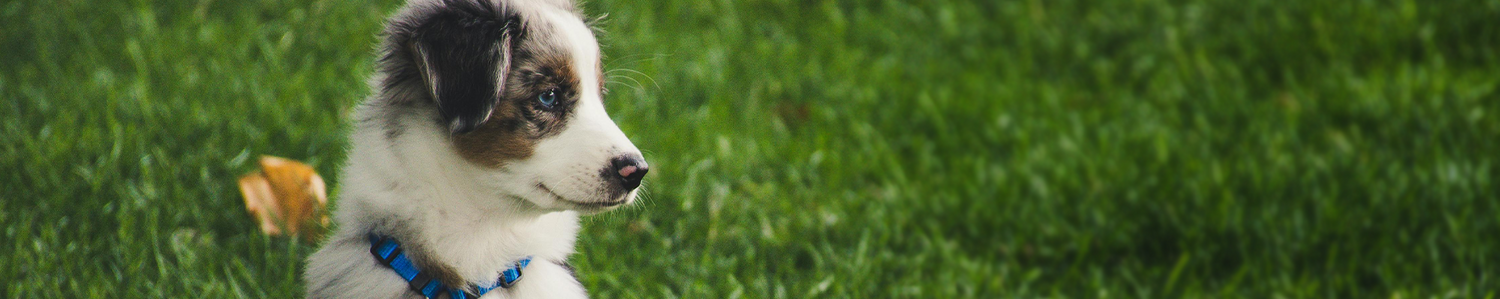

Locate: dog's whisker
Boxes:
[606,75,647,93]
[606,74,644,90]
[606,68,661,91]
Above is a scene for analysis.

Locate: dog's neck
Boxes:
[336,104,580,285]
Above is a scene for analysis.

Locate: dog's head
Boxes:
[380,0,645,212]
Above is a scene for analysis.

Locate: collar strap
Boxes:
[368,234,532,298]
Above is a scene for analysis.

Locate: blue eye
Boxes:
[538,90,557,108]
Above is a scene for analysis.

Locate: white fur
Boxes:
[505,7,640,211]
[304,1,638,298]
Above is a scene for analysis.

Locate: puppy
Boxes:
[304,0,646,298]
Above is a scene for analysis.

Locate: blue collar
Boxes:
[368,234,532,299]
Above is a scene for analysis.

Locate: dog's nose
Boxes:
[610,154,649,191]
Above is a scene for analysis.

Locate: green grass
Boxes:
[4,0,1500,297]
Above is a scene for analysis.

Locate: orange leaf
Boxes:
[237,155,329,240]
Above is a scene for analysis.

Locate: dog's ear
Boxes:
[408,10,514,134]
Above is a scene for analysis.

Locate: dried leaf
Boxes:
[237,155,329,240]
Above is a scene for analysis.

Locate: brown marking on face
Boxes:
[452,105,534,167]
[450,25,585,168]
[518,52,579,94]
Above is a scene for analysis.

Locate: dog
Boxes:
[304,0,646,297]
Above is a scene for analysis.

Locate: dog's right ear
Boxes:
[407,5,514,134]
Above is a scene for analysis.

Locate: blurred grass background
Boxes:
[3,0,1499,297]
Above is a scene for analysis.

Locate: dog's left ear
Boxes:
[409,13,514,134]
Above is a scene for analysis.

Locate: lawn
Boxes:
[3,0,1499,297]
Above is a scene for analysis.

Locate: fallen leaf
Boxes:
[237,155,329,240]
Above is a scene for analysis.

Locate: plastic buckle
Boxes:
[498,268,523,288]
[409,274,441,298]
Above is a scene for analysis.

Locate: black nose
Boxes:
[610,154,649,191]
